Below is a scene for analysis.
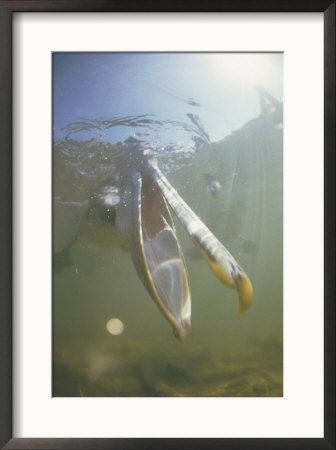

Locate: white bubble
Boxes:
[106,318,124,336]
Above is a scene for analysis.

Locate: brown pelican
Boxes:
[54,140,253,342]
[109,140,252,340]
[55,86,283,342]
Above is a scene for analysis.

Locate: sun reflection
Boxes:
[206,53,275,87]
[106,317,124,335]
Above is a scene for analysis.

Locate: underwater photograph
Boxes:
[53,52,283,397]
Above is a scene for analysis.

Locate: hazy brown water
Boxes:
[53,107,283,397]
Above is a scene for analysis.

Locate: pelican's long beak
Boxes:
[117,169,191,341]
[148,159,253,315]
[195,242,253,315]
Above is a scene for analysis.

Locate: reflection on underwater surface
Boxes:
[53,54,282,396]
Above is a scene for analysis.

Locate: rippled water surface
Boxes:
[53,53,283,397]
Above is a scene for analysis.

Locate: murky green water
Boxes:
[53,104,283,397]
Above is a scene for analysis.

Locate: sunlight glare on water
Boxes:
[106,318,124,336]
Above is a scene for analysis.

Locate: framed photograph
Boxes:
[0,1,334,449]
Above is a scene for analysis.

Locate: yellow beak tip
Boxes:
[236,274,253,316]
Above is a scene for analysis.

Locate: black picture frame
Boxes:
[0,1,334,449]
